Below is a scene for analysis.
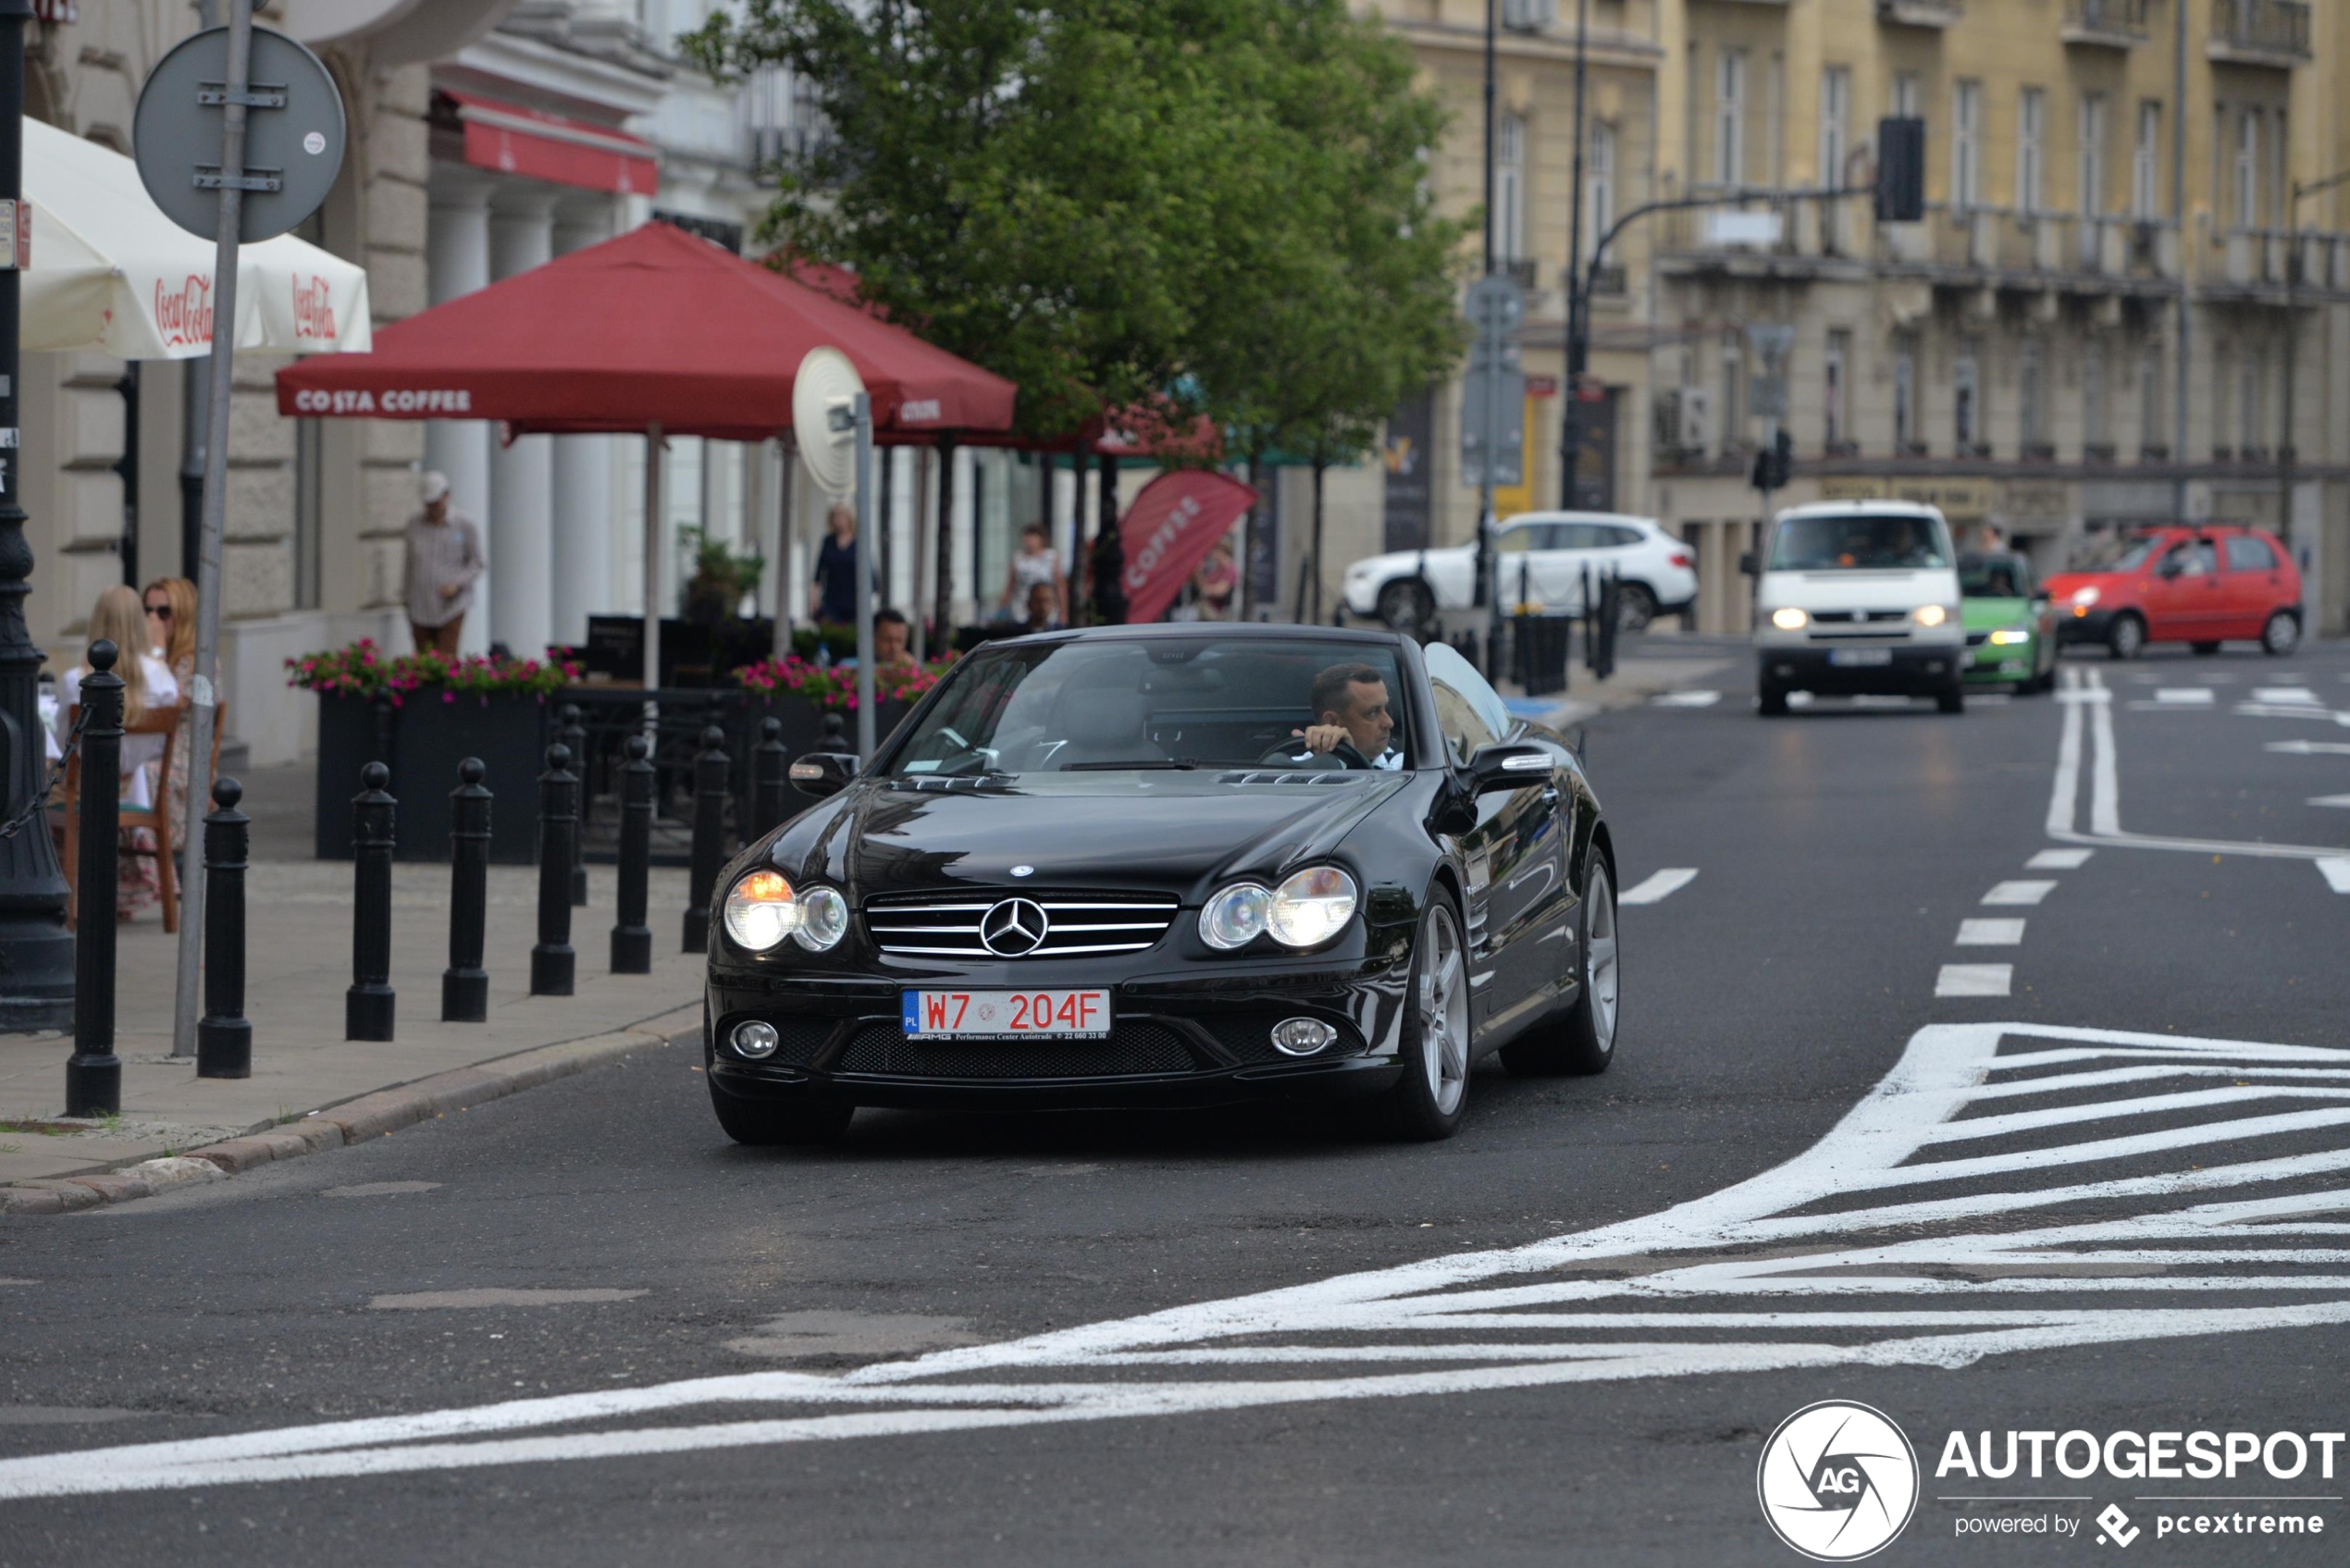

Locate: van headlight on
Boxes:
[1913,603,1951,628]
[1201,867,1359,951]
[723,871,848,952]
[1770,607,1808,630]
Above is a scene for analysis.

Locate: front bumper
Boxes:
[705,953,1410,1111]
[1963,635,2036,684]
[2058,606,2116,644]
[1757,643,1963,696]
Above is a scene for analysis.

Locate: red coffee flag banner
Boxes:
[1118,470,1259,624]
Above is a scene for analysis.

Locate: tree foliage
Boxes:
[683,0,1464,451]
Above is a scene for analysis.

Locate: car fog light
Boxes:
[1988,627,2030,646]
[1271,1018,1338,1056]
[731,1020,781,1059]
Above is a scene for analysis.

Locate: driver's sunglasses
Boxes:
[144,601,172,619]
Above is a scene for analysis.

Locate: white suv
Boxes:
[1341,512,1698,632]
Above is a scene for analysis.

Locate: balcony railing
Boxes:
[1878,0,1962,25]
[2208,0,2310,66]
[1502,257,1541,292]
[2062,0,2147,47]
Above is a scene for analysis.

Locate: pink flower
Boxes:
[442,691,455,704]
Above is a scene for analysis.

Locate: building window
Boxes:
[1497,112,1528,263]
[1720,341,1744,449]
[2234,108,2260,228]
[1818,67,1849,247]
[1954,351,1981,451]
[2017,88,2046,214]
[2083,343,2107,450]
[2078,93,2107,217]
[2017,340,2045,447]
[1586,121,1615,258]
[2138,347,2163,453]
[2212,345,2233,452]
[1952,80,1982,210]
[1892,72,1922,123]
[1894,340,1917,451]
[2271,109,2288,233]
[1715,50,1747,186]
[294,418,322,611]
[1824,329,1849,449]
[2133,103,2161,219]
[2240,349,2265,452]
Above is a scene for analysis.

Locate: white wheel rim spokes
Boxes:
[1586,869,1618,1052]
[1421,909,1468,1115]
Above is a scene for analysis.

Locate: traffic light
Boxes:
[1752,428,1794,493]
[1875,117,1926,223]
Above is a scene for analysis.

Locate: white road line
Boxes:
[1936,964,2013,997]
[2155,688,2214,705]
[9,1023,2350,1498]
[1650,690,1722,708]
[1956,919,2025,946]
[2308,795,2350,810]
[2267,740,2350,757]
[2254,688,2320,706]
[2319,859,2350,894]
[1617,868,1699,905]
[2027,848,2093,870]
[1982,881,2056,907]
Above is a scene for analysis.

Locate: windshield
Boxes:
[1768,513,1952,571]
[1960,554,2028,599]
[884,636,1411,775]
[2072,534,2160,574]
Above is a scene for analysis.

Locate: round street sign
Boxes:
[133,26,346,244]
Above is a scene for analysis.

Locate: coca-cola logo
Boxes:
[291,275,337,340]
[154,274,214,348]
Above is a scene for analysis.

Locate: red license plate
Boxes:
[901,989,1111,1040]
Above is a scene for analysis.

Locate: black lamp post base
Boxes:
[64,1053,120,1117]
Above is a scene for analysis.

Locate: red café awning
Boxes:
[439,91,658,197]
[275,220,1018,442]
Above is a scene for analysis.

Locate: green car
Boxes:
[1960,551,2060,694]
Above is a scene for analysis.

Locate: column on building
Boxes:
[488,191,559,660]
[425,171,494,656]
[550,203,618,648]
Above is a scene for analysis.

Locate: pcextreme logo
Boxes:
[1758,1401,1922,1562]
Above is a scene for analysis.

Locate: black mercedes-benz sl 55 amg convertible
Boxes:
[702,623,1619,1144]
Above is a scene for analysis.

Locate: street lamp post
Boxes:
[0,0,79,1033]
[1560,0,1589,512]
[1475,0,1497,631]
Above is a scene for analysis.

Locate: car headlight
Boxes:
[1913,604,1950,628]
[2070,586,2100,607]
[1200,883,1272,950]
[1770,607,1808,630]
[1988,626,2031,647]
[722,871,849,953]
[1268,866,1358,948]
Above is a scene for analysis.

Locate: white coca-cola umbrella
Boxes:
[19,116,371,360]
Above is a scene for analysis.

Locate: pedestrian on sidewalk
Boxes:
[56,585,179,920]
[810,505,865,628]
[996,523,1065,625]
[404,471,485,657]
[142,574,198,855]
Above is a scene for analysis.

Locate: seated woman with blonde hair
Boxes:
[56,585,179,920]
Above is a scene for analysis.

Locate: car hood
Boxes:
[1347,545,1466,575]
[772,771,1415,902]
[2040,571,2113,601]
[1756,567,1960,611]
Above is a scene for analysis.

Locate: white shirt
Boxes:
[56,654,179,809]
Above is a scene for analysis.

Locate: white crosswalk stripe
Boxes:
[5,1024,2347,1499]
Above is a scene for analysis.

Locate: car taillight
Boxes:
[1667,551,1693,569]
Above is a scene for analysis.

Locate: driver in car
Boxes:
[1277,662,1403,771]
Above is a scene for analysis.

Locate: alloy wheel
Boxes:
[1419,903,1469,1116]
[1583,864,1618,1056]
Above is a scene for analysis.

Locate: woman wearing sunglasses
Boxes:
[142,577,199,855]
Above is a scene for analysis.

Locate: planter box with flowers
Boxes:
[291,641,575,863]
[730,654,952,759]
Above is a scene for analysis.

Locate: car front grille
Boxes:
[1964,630,1990,647]
[1810,609,1911,624]
[863,890,1180,959]
[835,1021,1197,1079]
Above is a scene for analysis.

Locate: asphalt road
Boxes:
[5,636,2348,1567]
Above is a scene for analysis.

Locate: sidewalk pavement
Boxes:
[0,853,703,1202]
[1503,631,1741,726]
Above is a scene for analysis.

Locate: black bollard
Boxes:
[346,761,397,1042]
[65,640,124,1117]
[442,758,491,1022]
[559,703,588,907]
[682,723,729,952]
[196,776,252,1079]
[611,733,658,973]
[753,715,789,837]
[818,709,849,754]
[531,744,577,996]
[611,734,654,974]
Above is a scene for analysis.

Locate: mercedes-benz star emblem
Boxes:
[980,897,1049,957]
[1009,865,1035,878]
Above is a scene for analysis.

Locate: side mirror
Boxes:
[788,752,860,799]
[1467,742,1552,796]
[1738,551,1759,577]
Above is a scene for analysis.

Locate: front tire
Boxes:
[2107,612,2145,661]
[1758,682,1790,717]
[2261,611,2300,657]
[1501,856,1619,1077]
[2191,641,2221,657]
[710,1088,853,1147]
[1936,681,1965,714]
[1376,579,1435,634]
[1379,895,1470,1141]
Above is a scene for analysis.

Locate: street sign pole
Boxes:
[852,392,876,759]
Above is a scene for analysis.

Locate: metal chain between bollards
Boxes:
[0,705,87,844]
[531,744,577,996]
[345,761,396,1042]
[442,758,491,1022]
[196,776,252,1079]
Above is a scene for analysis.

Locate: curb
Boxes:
[0,1003,700,1216]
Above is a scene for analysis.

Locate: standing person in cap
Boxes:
[404,471,486,656]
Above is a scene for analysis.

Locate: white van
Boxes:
[1746,501,1967,716]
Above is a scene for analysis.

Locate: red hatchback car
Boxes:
[2045,526,2304,659]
